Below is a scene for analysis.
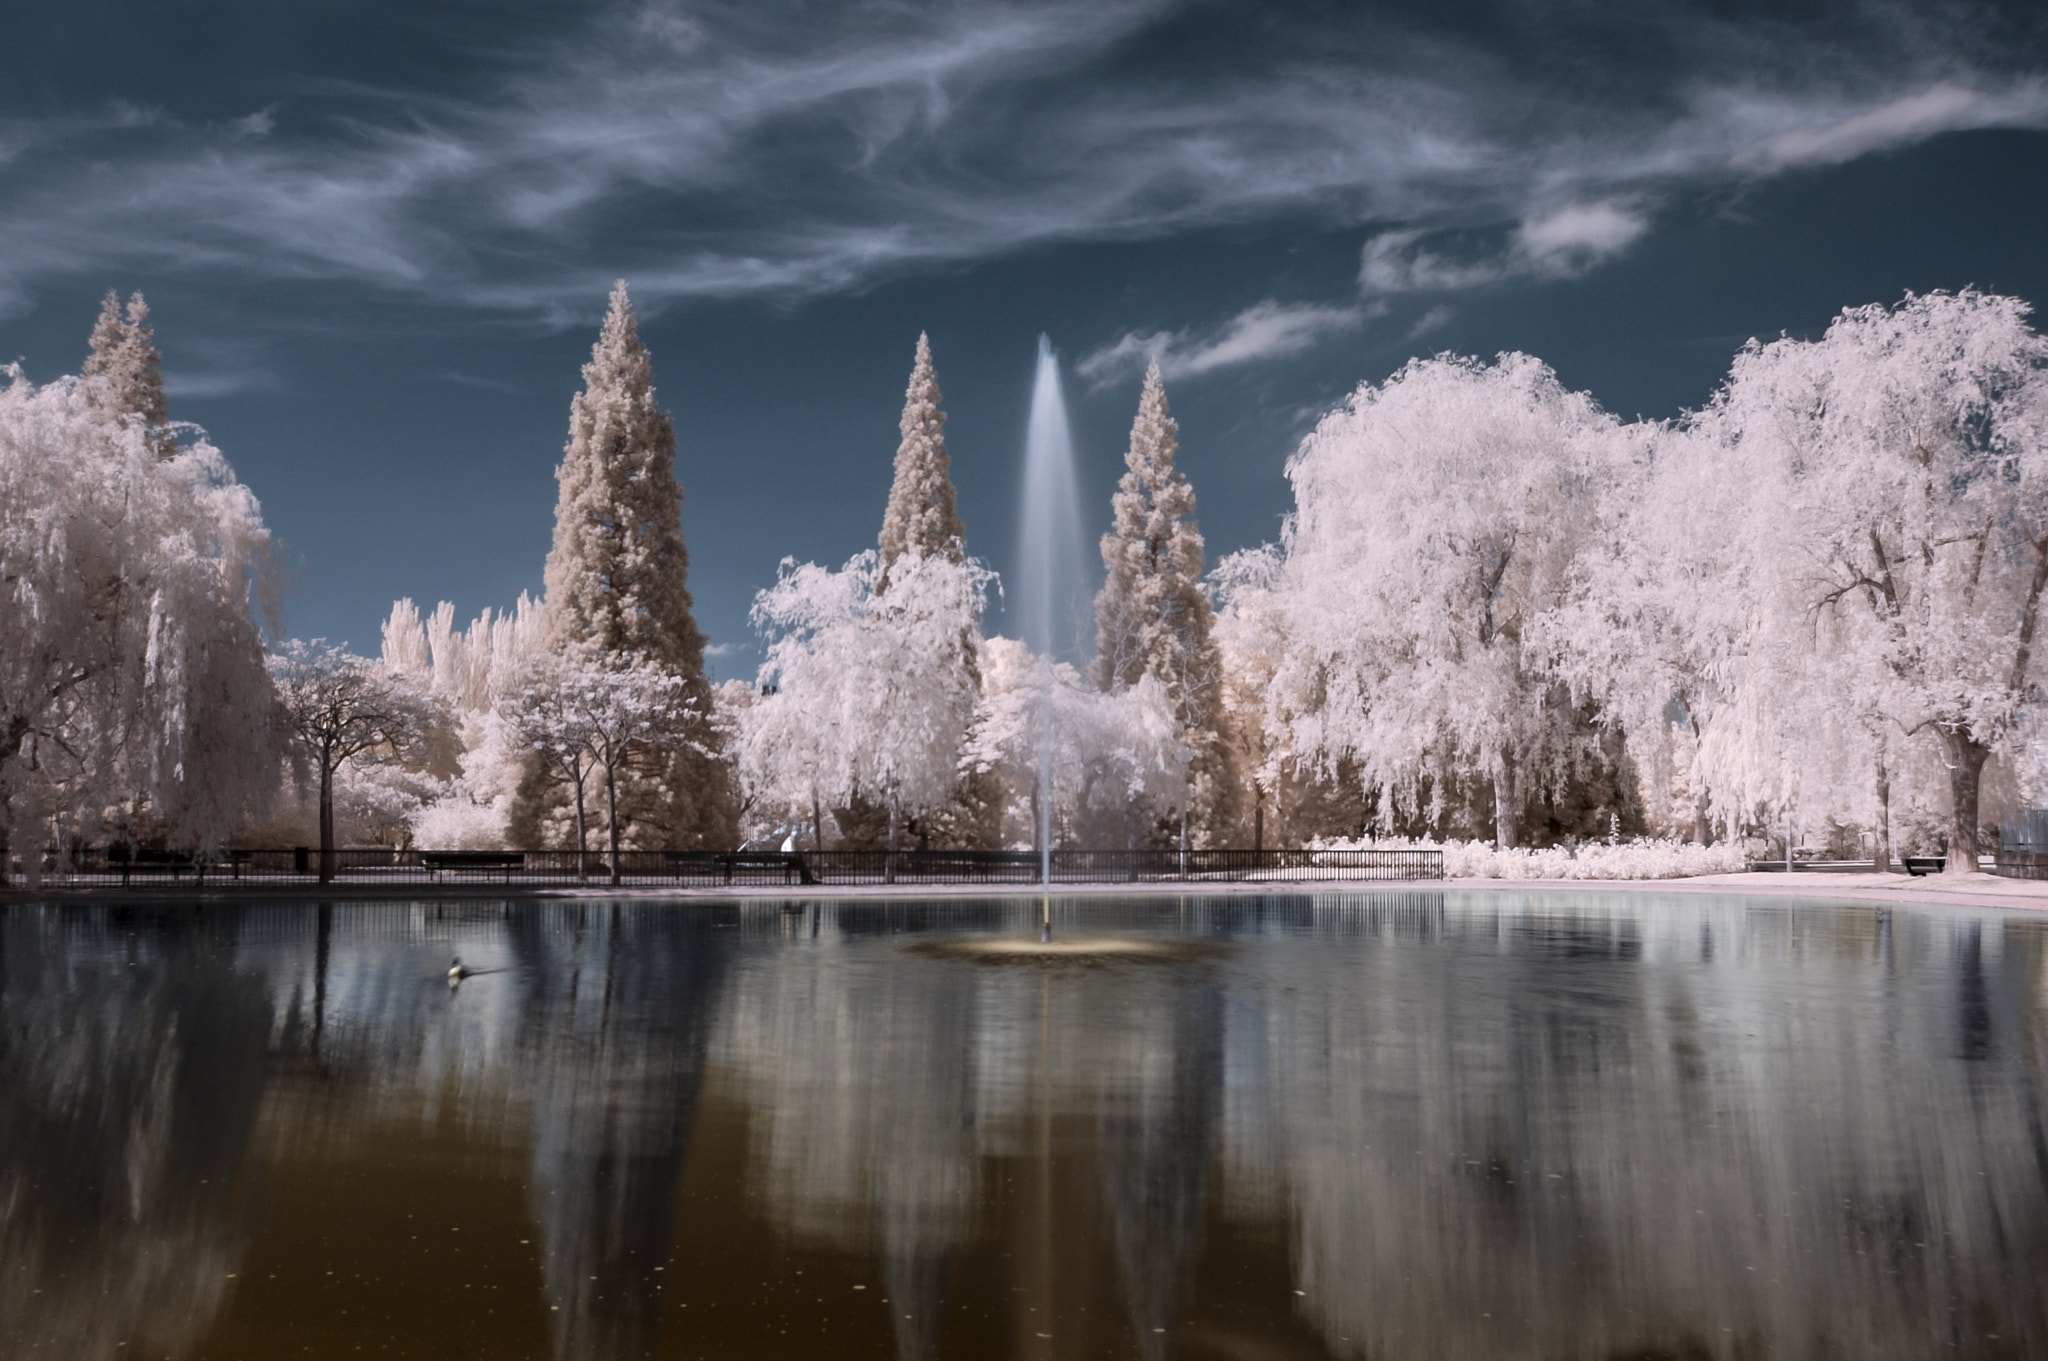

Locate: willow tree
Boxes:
[1697,291,2048,873]
[534,282,736,848]
[1092,362,1235,848]
[1269,354,1625,848]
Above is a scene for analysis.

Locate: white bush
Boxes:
[1318,836,1746,879]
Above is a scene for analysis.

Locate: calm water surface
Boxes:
[3,892,2046,1361]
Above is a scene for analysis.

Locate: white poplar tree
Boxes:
[1091,362,1234,848]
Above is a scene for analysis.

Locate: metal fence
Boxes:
[3,845,1443,891]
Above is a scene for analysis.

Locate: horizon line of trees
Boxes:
[3,285,2045,881]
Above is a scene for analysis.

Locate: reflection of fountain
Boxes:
[1018,335,1085,891]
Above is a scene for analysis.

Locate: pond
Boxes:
[2,891,2045,1361]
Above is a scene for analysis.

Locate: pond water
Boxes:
[3,892,2046,1361]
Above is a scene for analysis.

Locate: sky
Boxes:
[4,0,2048,676]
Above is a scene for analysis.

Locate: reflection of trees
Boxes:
[1092,970,1223,1361]
[0,910,271,1361]
[714,939,978,1361]
[1222,893,2048,1360]
[715,907,1229,1361]
[520,903,728,1361]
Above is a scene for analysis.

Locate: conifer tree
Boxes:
[878,333,966,568]
[1092,362,1237,846]
[533,282,736,848]
[82,291,176,459]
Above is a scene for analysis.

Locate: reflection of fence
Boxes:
[5,845,1442,890]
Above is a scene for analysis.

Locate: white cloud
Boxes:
[1744,82,2033,170]
[1406,305,1455,340]
[1080,300,1371,386]
[1360,198,1652,296]
[1514,201,1649,265]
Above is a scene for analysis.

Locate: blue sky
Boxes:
[5,0,2047,674]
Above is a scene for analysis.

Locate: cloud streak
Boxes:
[0,1,2042,319]
[1080,301,1373,386]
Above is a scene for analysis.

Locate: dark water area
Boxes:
[2,892,2046,1361]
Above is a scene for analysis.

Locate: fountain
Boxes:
[1017,336,1087,904]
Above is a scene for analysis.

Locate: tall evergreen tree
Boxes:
[1092,362,1237,845]
[532,282,736,848]
[82,291,176,459]
[878,332,966,568]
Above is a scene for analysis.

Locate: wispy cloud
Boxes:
[0,2,2042,319]
[1080,300,1372,386]
[1360,198,1653,295]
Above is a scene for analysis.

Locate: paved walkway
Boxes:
[5,869,2046,911]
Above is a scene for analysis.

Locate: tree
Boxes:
[963,637,1180,849]
[1091,362,1234,849]
[528,659,688,880]
[270,643,436,882]
[742,550,988,875]
[1695,292,2048,874]
[537,281,734,848]
[0,364,278,878]
[878,332,966,570]
[518,662,692,885]
[82,291,176,460]
[1268,354,1625,847]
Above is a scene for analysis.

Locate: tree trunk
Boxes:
[318,755,336,884]
[812,790,824,854]
[1873,751,1894,874]
[1492,750,1517,850]
[885,792,900,885]
[571,774,588,881]
[604,761,622,887]
[1936,725,1991,875]
[1253,787,1265,853]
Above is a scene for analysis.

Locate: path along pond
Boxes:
[4,891,2045,1361]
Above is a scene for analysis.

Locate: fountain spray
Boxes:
[1018,335,1085,894]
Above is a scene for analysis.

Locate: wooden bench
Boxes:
[1902,855,1946,876]
[419,851,525,882]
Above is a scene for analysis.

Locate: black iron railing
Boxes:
[3,845,1442,890]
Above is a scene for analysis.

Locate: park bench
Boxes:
[420,851,525,882]
[663,851,808,885]
[1902,855,1946,876]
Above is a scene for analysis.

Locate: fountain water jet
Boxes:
[1017,336,1087,896]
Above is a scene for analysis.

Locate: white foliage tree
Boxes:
[964,636,1180,848]
[501,661,691,884]
[1691,291,2048,872]
[0,365,278,875]
[382,594,550,847]
[741,550,988,869]
[269,642,438,881]
[1269,353,1627,847]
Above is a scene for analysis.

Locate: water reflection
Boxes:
[0,893,2043,1360]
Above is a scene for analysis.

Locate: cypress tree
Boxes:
[532,282,736,848]
[878,332,966,569]
[1092,362,1238,845]
[82,291,176,459]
